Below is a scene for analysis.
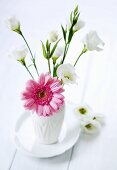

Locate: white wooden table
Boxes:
[0,0,117,169]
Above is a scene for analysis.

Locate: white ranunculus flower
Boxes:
[49,30,58,43]
[75,104,93,120]
[6,16,20,32]
[57,63,78,84]
[73,20,85,31]
[91,113,105,124]
[54,46,64,57]
[83,31,104,51]
[81,119,101,134]
[9,46,28,61]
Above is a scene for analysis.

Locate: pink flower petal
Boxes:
[56,88,65,93]
[50,81,61,88]
[51,86,62,92]
[52,97,62,104]
[22,92,32,100]
[44,73,51,85]
[51,87,65,93]
[38,73,45,85]
[43,105,51,116]
[26,80,38,88]
[37,105,43,116]
[50,100,58,111]
[53,93,64,99]
[24,99,35,108]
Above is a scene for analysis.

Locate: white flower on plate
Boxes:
[73,20,85,31]
[75,104,93,120]
[91,113,105,124]
[49,30,58,43]
[57,63,78,84]
[9,46,28,61]
[54,46,64,57]
[81,118,101,134]
[6,16,20,32]
[83,31,104,51]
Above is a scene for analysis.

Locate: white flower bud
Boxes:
[49,30,58,43]
[54,46,64,57]
[73,20,85,31]
[9,46,28,61]
[6,16,20,32]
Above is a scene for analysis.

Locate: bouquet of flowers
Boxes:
[6,5,104,144]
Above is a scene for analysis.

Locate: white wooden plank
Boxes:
[69,37,117,169]
[0,67,24,170]
[10,150,72,170]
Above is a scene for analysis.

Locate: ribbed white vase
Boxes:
[31,105,65,144]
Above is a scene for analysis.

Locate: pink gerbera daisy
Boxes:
[22,73,65,116]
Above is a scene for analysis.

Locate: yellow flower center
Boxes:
[85,123,92,129]
[79,107,87,114]
[38,90,46,99]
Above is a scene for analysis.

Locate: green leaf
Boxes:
[46,40,51,52]
[50,39,61,57]
[41,41,47,58]
[46,40,49,49]
[73,13,80,27]
[74,5,78,16]
[68,27,73,43]
[52,56,59,65]
[61,25,66,42]
[28,64,34,68]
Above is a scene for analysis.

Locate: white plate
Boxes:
[13,101,81,158]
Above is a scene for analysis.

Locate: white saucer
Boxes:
[13,101,81,158]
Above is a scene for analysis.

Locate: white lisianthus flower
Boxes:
[49,30,58,43]
[57,63,78,84]
[91,113,105,124]
[75,104,93,120]
[6,16,20,33]
[9,46,28,61]
[81,119,101,134]
[54,46,64,57]
[73,20,85,31]
[83,31,104,51]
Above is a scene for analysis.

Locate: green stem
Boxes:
[20,32,39,76]
[74,48,87,67]
[48,58,51,73]
[53,64,55,77]
[24,65,34,79]
[62,44,67,64]
[61,43,70,64]
[34,62,39,76]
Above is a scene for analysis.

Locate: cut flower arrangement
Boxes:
[7,5,104,144]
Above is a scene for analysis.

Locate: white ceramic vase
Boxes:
[31,105,65,144]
